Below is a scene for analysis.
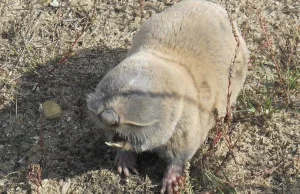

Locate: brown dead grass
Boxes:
[0,0,299,193]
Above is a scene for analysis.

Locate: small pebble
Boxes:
[42,100,62,120]
[32,84,40,92]
[50,0,59,7]
[18,158,25,164]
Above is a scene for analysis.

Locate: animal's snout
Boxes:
[99,109,119,126]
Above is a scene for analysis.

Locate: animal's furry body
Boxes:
[87,0,248,193]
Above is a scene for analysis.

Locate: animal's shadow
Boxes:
[0,46,166,193]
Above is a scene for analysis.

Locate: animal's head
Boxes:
[87,58,185,152]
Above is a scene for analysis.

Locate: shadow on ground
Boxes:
[0,46,167,193]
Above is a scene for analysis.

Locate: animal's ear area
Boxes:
[86,93,99,113]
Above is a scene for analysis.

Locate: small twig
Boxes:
[258,15,282,82]
[204,0,241,179]
[214,149,234,175]
[212,109,224,147]
[27,164,42,194]
[256,10,291,105]
[32,36,79,91]
[224,0,240,148]
[253,160,292,179]
[139,0,144,21]
[32,4,97,92]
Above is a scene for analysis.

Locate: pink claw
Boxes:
[160,165,185,194]
[115,150,138,176]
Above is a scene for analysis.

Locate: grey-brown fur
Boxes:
[87,0,248,193]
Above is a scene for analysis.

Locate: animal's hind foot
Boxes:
[160,164,185,194]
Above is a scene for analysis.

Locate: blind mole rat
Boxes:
[87,0,249,193]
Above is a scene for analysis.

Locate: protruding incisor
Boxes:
[99,109,119,126]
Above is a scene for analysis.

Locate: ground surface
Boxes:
[0,0,299,193]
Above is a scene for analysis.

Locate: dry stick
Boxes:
[258,14,283,84]
[210,0,240,176]
[211,0,240,149]
[203,0,240,167]
[257,11,291,104]
[32,33,82,92]
[212,109,223,147]
[249,144,298,183]
[140,0,144,21]
[27,164,42,194]
[253,160,292,180]
[26,106,45,193]
[212,0,240,149]
[214,124,248,175]
[225,0,240,147]
[32,5,97,92]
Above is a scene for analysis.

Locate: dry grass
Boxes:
[0,0,299,193]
